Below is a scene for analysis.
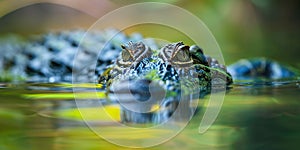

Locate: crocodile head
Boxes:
[98,41,232,124]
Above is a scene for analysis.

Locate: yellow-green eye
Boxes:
[174,50,190,62]
[121,50,132,62]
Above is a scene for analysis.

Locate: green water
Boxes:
[0,80,299,150]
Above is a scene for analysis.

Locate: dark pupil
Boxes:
[175,50,190,62]
[122,50,132,62]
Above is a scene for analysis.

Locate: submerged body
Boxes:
[227,58,295,80]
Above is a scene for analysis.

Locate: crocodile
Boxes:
[97,41,234,123]
[0,29,297,123]
[97,40,297,123]
[98,41,233,92]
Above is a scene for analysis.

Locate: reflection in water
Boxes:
[0,80,299,149]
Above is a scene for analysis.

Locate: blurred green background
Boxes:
[0,1,300,150]
[0,0,299,65]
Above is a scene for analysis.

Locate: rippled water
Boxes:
[0,79,300,149]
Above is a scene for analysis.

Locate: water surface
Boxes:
[0,80,299,149]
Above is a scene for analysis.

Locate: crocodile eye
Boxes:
[117,42,153,69]
[159,42,193,67]
[121,49,133,62]
[120,42,152,63]
[173,47,190,62]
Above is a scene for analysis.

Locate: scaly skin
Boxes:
[98,41,232,94]
[98,41,233,123]
[0,29,296,123]
[0,29,146,82]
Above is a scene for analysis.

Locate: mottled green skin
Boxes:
[97,42,233,124]
[98,42,233,96]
